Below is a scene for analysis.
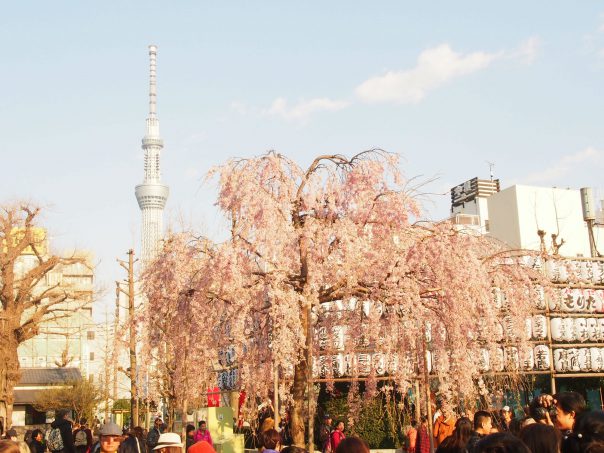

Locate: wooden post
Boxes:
[118,249,139,427]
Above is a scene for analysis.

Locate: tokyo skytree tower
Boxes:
[135,45,169,263]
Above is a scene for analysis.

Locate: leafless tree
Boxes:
[0,203,91,427]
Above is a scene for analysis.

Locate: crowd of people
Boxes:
[403,391,604,453]
[2,391,604,453]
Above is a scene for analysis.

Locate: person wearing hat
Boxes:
[90,423,123,453]
[500,406,513,431]
[152,433,182,453]
[146,419,163,453]
[188,441,215,453]
[319,414,332,453]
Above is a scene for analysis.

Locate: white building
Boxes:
[450,178,604,258]
[16,232,101,379]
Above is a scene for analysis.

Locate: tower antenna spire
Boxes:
[148,44,157,116]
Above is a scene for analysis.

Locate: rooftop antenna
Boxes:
[486,161,495,181]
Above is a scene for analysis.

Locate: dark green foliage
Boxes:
[322,394,404,449]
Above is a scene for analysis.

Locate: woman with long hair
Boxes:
[436,417,473,453]
[518,424,561,453]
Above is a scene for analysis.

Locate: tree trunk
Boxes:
[0,329,20,429]
[290,307,309,447]
[290,361,307,447]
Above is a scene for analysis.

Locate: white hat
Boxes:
[153,433,183,450]
[99,422,122,437]
[503,405,511,412]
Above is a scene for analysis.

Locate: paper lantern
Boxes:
[534,286,546,310]
[332,326,345,350]
[478,349,490,372]
[333,353,346,377]
[373,353,386,375]
[504,347,519,371]
[387,353,399,374]
[318,327,328,350]
[579,261,591,282]
[551,318,564,341]
[492,348,505,372]
[587,318,598,341]
[554,349,568,372]
[357,353,371,375]
[525,318,533,340]
[545,260,557,281]
[590,348,603,372]
[598,319,604,341]
[575,318,589,342]
[532,315,547,340]
[564,318,575,342]
[521,347,534,371]
[534,345,550,370]
[578,348,591,371]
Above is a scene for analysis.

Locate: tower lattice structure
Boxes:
[135,45,169,263]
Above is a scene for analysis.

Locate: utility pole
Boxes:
[113,285,120,402]
[118,249,139,427]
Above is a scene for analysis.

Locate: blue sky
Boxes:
[1,2,603,318]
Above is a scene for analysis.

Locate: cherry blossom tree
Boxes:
[141,150,543,446]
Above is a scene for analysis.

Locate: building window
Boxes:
[89,352,95,361]
[87,331,95,340]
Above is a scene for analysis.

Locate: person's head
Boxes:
[324,414,332,426]
[475,432,531,453]
[334,437,369,453]
[280,447,307,453]
[188,441,216,453]
[5,431,17,442]
[554,391,586,431]
[31,431,43,443]
[508,418,523,437]
[335,421,345,432]
[55,409,69,421]
[198,421,207,431]
[154,418,163,429]
[153,432,182,453]
[98,423,123,453]
[0,441,20,453]
[410,419,417,428]
[451,417,473,445]
[186,425,195,438]
[262,429,281,451]
[474,411,493,435]
[518,423,561,453]
[79,418,88,426]
[573,410,604,452]
[420,415,428,427]
[501,406,513,423]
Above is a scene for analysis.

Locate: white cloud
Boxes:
[511,36,541,64]
[355,38,540,104]
[355,44,502,104]
[265,97,350,121]
[524,147,603,184]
